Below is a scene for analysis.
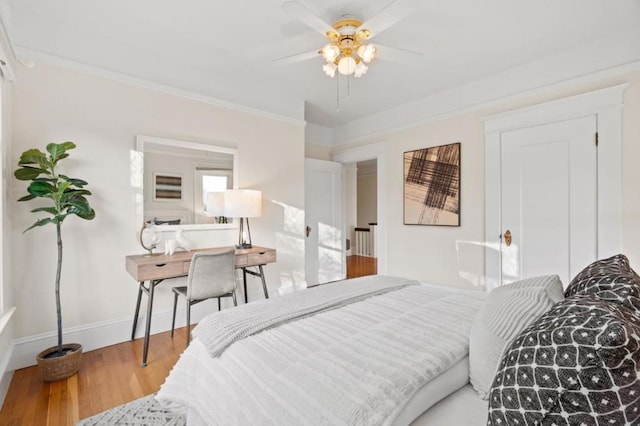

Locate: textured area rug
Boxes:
[77,394,185,425]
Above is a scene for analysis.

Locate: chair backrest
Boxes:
[186,250,236,300]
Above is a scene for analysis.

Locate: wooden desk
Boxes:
[125,246,276,366]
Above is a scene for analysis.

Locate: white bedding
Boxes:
[157,278,486,425]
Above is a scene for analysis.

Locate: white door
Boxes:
[305,158,345,286]
[500,116,597,286]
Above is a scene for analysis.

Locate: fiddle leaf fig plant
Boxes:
[14,141,95,357]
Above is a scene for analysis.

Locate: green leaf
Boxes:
[65,196,90,210]
[18,149,47,166]
[70,207,96,220]
[17,194,36,202]
[46,142,74,162]
[61,189,92,199]
[66,195,95,220]
[24,217,54,232]
[30,206,59,215]
[59,141,76,151]
[58,181,71,193]
[14,167,45,181]
[27,181,55,197]
[60,175,88,187]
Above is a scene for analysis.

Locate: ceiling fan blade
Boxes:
[273,49,319,65]
[358,0,418,39]
[375,44,423,64]
[282,1,336,37]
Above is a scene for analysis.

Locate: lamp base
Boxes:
[236,243,253,249]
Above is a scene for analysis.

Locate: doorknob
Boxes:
[306,226,312,237]
[503,230,512,247]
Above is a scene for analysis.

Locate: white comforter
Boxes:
[156,278,485,425]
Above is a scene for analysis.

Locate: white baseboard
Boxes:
[10,299,222,370]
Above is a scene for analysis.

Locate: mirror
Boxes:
[135,135,239,230]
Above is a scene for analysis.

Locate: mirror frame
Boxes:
[135,135,239,231]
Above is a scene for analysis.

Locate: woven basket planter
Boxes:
[36,343,82,382]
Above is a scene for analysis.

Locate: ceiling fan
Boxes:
[276,0,422,78]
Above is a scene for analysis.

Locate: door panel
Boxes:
[305,159,344,285]
[500,116,597,286]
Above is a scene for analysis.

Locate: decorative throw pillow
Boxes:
[469,275,564,399]
[564,254,640,311]
[487,295,640,425]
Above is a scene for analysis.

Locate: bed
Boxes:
[156,275,489,425]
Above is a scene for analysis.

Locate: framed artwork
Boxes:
[403,142,460,226]
[153,172,183,201]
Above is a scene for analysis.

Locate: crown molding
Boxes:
[15,46,307,128]
[332,29,640,146]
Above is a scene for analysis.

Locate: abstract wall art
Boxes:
[153,172,183,201]
[403,142,460,226]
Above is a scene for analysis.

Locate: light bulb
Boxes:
[337,56,356,75]
[321,44,340,62]
[323,62,337,78]
[357,44,377,63]
[354,62,368,78]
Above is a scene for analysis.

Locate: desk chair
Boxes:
[171,250,237,346]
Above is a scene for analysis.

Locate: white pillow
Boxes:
[469,275,564,399]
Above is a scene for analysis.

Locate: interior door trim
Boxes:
[483,84,626,290]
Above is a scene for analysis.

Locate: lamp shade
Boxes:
[205,191,225,216]
[224,189,262,218]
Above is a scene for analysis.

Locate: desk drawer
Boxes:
[138,261,185,281]
[235,254,248,267]
[247,250,276,266]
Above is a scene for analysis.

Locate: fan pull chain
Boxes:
[347,72,350,100]
[336,72,340,111]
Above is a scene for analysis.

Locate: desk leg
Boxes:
[242,266,269,303]
[258,265,269,299]
[243,268,248,304]
[131,282,143,340]
[141,279,158,368]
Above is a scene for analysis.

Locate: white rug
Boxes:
[77,394,185,425]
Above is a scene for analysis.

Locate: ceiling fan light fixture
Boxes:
[337,56,356,75]
[321,43,340,62]
[357,44,377,63]
[322,62,337,77]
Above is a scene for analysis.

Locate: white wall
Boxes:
[9,62,305,366]
[334,71,640,290]
[357,175,377,228]
[383,114,485,289]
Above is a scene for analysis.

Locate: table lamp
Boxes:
[224,189,262,249]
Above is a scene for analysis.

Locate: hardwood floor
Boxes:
[346,255,377,279]
[0,259,377,425]
[0,328,192,425]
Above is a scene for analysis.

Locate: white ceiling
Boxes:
[7,0,640,130]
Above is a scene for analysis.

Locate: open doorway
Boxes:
[344,159,377,279]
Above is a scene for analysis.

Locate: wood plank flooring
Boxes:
[0,257,377,425]
[0,328,191,425]
[347,255,377,279]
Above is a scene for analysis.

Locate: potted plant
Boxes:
[14,141,95,382]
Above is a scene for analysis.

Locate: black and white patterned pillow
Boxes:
[487,295,640,425]
[564,254,640,311]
